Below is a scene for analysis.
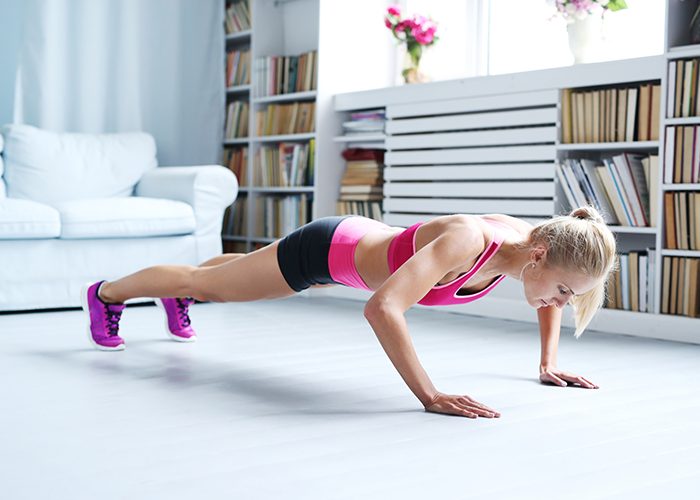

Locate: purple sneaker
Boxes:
[81,281,126,351]
[154,297,197,342]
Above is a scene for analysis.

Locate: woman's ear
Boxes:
[530,245,547,266]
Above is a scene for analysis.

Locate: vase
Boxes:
[401,41,428,84]
[566,15,603,64]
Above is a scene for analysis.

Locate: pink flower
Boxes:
[385,17,393,29]
[387,5,401,17]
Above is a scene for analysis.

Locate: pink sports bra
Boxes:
[387,219,509,306]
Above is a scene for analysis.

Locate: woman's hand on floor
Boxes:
[539,366,599,389]
[424,392,501,419]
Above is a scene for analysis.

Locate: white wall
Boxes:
[0,0,23,124]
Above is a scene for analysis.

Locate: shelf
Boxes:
[225,30,251,43]
[661,249,700,258]
[253,133,316,142]
[664,116,700,125]
[662,183,700,190]
[253,91,317,104]
[226,84,251,95]
[222,235,247,242]
[556,141,659,151]
[666,44,700,59]
[223,138,250,146]
[333,134,386,143]
[247,186,315,193]
[608,226,658,234]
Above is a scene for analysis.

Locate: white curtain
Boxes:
[14,0,224,166]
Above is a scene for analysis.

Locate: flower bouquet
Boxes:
[384,5,438,84]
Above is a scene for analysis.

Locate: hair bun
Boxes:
[570,206,605,224]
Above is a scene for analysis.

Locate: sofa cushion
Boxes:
[0,156,5,198]
[1,124,157,204]
[53,197,196,239]
[0,198,61,239]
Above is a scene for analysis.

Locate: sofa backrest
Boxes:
[1,124,157,204]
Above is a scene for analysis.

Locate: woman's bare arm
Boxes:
[364,223,500,418]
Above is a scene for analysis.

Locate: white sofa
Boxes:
[0,124,237,311]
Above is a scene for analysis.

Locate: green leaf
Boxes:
[606,0,627,12]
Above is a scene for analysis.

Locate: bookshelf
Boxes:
[326,34,699,339]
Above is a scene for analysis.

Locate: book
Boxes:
[683,59,694,118]
[617,88,627,142]
[597,163,631,225]
[620,253,630,310]
[647,248,656,313]
[638,84,650,141]
[664,192,677,248]
[667,60,677,118]
[670,257,678,315]
[682,125,694,183]
[675,60,684,118]
[562,89,573,144]
[664,127,675,184]
[626,87,638,142]
[650,84,661,141]
[629,251,639,312]
[661,256,671,314]
[556,163,578,209]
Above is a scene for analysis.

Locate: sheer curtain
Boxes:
[13,0,224,166]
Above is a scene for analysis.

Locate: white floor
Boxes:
[1,296,699,500]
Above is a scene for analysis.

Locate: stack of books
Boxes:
[254,140,315,187]
[661,257,700,317]
[226,49,251,87]
[663,191,700,250]
[256,102,315,136]
[337,149,383,221]
[222,147,248,186]
[663,126,700,183]
[668,58,700,118]
[342,109,385,136]
[254,50,317,96]
[225,1,250,33]
[561,83,660,143]
[605,249,656,313]
[225,101,249,139]
[556,154,658,227]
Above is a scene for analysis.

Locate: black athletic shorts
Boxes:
[276,216,351,292]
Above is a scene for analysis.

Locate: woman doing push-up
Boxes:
[82,205,617,419]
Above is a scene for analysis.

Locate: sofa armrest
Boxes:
[134,166,237,236]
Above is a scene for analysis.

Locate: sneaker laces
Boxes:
[176,298,193,327]
[104,307,123,337]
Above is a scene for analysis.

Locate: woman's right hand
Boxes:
[424,392,501,419]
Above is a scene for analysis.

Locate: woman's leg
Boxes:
[99,241,296,304]
[198,253,244,267]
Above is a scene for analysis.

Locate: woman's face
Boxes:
[523,263,600,310]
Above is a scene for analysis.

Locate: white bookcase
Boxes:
[221,0,395,252]
[317,0,700,343]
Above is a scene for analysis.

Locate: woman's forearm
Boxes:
[537,305,562,369]
[364,304,439,407]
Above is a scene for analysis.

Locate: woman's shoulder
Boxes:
[477,213,533,239]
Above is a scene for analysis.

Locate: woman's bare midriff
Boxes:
[353,214,526,293]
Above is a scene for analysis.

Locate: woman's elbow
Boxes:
[364,295,400,322]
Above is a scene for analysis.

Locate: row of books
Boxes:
[342,109,385,136]
[253,141,315,187]
[226,49,251,87]
[225,101,249,139]
[225,1,250,34]
[255,102,315,136]
[556,154,658,227]
[222,196,247,237]
[663,126,700,184]
[605,249,656,313]
[337,201,383,221]
[661,257,700,317]
[668,58,700,118]
[222,146,248,186]
[254,51,318,96]
[561,84,661,144]
[664,191,700,250]
[255,194,311,239]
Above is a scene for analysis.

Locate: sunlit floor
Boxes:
[1,296,699,500]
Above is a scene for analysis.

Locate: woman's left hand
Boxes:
[539,366,599,389]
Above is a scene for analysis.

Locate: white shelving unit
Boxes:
[221,0,396,251]
[316,0,700,342]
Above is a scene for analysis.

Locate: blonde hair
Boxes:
[521,206,618,338]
